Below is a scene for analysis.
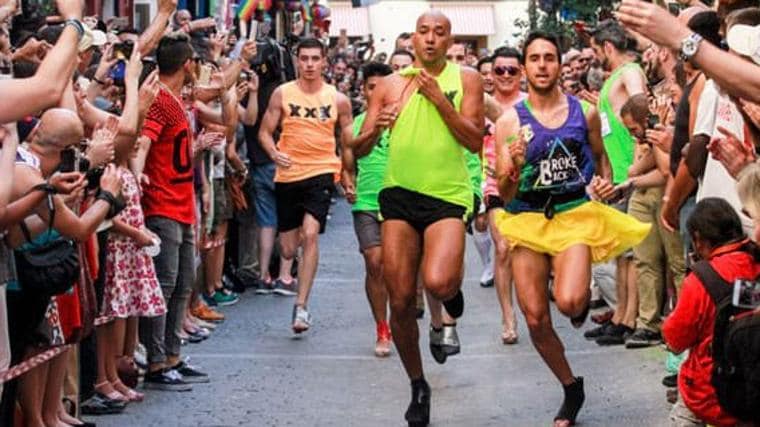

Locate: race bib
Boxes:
[599,112,612,137]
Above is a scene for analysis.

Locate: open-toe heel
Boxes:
[554,377,585,426]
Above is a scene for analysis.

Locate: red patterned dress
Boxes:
[102,167,166,319]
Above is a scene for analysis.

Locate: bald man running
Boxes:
[355,11,483,426]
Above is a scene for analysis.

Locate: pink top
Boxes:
[483,92,527,198]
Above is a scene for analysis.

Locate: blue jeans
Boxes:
[252,163,277,228]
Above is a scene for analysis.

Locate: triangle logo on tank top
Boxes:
[532,137,587,191]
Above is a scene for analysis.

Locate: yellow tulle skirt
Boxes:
[493,201,651,263]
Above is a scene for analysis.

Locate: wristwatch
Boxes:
[679,33,703,61]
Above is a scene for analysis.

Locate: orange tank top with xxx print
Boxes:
[275,81,341,183]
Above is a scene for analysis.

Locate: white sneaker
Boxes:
[479,262,494,286]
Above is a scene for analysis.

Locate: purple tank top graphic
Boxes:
[506,95,594,214]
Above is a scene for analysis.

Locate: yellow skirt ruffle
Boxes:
[494,201,651,263]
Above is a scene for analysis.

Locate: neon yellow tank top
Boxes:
[384,62,473,214]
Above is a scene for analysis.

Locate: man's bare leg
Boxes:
[551,245,591,426]
[383,219,422,379]
[512,247,573,382]
[489,210,517,344]
[363,246,387,324]
[294,214,321,308]
[363,245,391,356]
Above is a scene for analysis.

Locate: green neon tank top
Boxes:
[352,112,389,212]
[598,62,642,184]
[384,62,473,214]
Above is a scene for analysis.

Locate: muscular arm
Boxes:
[620,66,646,99]
[13,166,111,242]
[239,89,259,127]
[130,136,152,177]
[354,76,389,151]
[495,108,521,202]
[340,145,356,203]
[137,0,176,57]
[586,105,612,181]
[336,93,355,153]
[257,87,283,161]
[0,25,80,123]
[484,93,504,123]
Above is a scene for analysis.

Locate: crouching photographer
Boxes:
[664,198,760,427]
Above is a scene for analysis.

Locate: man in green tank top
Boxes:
[591,20,647,186]
[589,20,648,349]
[351,11,484,427]
[341,62,394,359]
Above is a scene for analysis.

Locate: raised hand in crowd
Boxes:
[578,89,599,105]
[98,163,123,196]
[11,38,51,64]
[646,125,673,153]
[49,171,87,195]
[0,0,84,122]
[87,116,120,167]
[708,125,757,179]
[125,41,143,86]
[738,99,760,131]
[192,130,226,157]
[138,70,161,115]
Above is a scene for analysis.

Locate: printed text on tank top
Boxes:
[507,95,594,215]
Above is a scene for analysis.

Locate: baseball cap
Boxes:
[727,24,760,65]
[79,28,107,53]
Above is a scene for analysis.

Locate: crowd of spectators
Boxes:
[0,0,758,426]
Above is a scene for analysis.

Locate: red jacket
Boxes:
[663,242,759,427]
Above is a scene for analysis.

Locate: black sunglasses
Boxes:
[493,65,519,76]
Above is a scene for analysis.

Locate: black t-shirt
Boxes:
[670,78,696,177]
[244,38,296,166]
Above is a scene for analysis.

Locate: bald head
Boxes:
[413,10,454,65]
[35,109,84,149]
[416,10,451,34]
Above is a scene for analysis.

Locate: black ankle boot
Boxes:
[555,376,585,425]
[405,378,431,427]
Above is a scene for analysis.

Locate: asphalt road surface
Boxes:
[92,199,672,427]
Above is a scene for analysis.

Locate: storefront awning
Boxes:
[329,3,371,37]
[430,4,496,36]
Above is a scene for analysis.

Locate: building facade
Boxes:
[329,0,529,54]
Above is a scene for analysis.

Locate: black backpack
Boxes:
[692,260,760,423]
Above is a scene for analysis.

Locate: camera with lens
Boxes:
[59,148,104,190]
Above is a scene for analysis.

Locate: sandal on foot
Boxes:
[94,381,128,403]
[554,377,585,426]
[113,380,144,402]
[501,316,519,345]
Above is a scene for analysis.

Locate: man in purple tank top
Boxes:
[493,32,648,426]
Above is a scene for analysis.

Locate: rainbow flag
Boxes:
[237,0,271,21]
[301,0,312,22]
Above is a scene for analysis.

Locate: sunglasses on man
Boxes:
[493,65,519,76]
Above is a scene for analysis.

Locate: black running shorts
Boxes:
[275,173,333,234]
[379,187,466,233]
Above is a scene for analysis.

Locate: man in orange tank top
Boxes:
[258,38,355,334]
